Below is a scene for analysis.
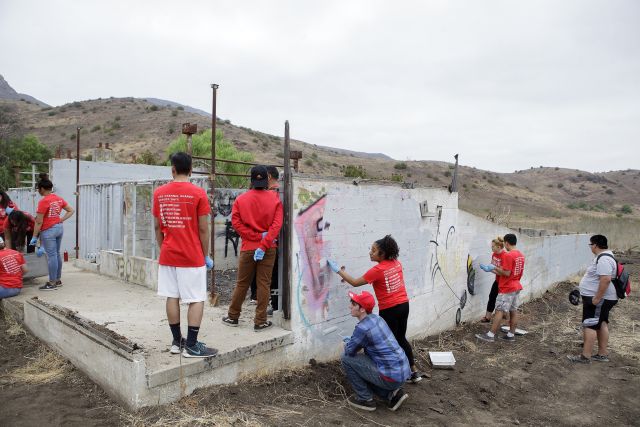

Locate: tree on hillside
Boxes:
[166,129,254,188]
[0,134,51,189]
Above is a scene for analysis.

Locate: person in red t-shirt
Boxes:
[479,236,506,323]
[0,191,18,239]
[152,152,217,358]
[30,174,75,291]
[4,210,36,253]
[476,233,525,343]
[0,236,27,299]
[327,235,425,383]
[222,165,283,332]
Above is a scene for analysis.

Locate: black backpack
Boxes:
[596,253,632,299]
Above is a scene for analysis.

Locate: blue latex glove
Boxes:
[342,335,351,343]
[262,231,268,239]
[480,263,496,272]
[327,259,340,273]
[29,237,38,246]
[205,256,214,270]
[254,248,265,261]
[36,246,45,257]
[4,206,14,215]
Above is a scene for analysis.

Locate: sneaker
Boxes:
[55,280,63,287]
[409,371,424,384]
[567,354,591,364]
[182,341,218,358]
[254,321,273,332]
[221,316,239,327]
[591,354,610,362]
[499,334,516,343]
[347,395,376,411]
[249,299,257,305]
[170,338,186,354]
[39,282,57,291]
[387,388,408,411]
[475,332,495,342]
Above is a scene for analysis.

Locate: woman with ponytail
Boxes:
[30,174,74,291]
[479,236,506,323]
[327,235,424,383]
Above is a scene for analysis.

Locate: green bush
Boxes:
[0,135,51,189]
[390,174,403,182]
[48,111,56,116]
[605,189,614,195]
[620,205,633,214]
[394,162,407,170]
[444,170,451,177]
[149,105,159,111]
[304,159,313,167]
[171,110,178,117]
[166,129,254,188]
[91,125,101,132]
[343,165,367,178]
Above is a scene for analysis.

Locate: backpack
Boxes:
[596,253,632,299]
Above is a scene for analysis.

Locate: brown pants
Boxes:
[228,248,277,325]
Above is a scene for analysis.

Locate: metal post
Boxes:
[209,84,219,305]
[75,127,81,259]
[282,121,292,319]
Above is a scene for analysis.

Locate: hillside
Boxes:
[2,94,639,248]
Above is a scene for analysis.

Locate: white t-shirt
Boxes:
[579,250,618,300]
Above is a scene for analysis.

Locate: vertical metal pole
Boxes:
[282,121,292,319]
[209,83,219,302]
[75,127,80,259]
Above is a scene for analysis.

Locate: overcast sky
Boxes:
[1,0,638,172]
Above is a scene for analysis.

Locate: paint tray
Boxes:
[428,351,456,369]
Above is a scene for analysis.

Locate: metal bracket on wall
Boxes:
[420,201,436,218]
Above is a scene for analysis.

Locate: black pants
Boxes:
[250,251,279,310]
[379,302,414,367]
[486,280,499,313]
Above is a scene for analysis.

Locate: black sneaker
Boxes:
[591,354,610,362]
[387,388,408,411]
[475,332,495,342]
[567,354,591,364]
[499,334,516,343]
[221,316,239,327]
[347,395,376,411]
[170,338,186,354]
[182,341,218,358]
[39,282,57,291]
[55,280,63,287]
[254,321,273,332]
[410,371,424,384]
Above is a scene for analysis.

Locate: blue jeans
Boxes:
[41,223,64,282]
[341,353,402,401]
[0,287,21,299]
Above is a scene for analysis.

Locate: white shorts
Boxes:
[157,265,207,303]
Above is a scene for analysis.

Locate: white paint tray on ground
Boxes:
[428,351,456,369]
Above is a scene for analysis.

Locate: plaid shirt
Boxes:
[344,313,410,383]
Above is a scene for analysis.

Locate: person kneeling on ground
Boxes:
[0,236,27,299]
[341,291,410,412]
[568,234,618,364]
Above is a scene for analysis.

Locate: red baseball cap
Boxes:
[349,291,375,314]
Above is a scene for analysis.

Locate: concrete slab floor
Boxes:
[15,264,291,375]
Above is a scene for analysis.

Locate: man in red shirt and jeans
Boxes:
[153,152,217,358]
[476,233,525,343]
[222,165,283,331]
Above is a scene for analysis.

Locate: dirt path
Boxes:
[1,254,639,426]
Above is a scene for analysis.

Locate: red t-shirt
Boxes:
[362,259,409,310]
[498,249,525,294]
[0,249,25,289]
[37,194,67,231]
[152,181,210,267]
[3,212,35,235]
[232,189,283,251]
[0,201,18,234]
[491,250,505,268]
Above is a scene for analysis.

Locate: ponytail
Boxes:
[36,173,53,191]
[374,235,400,260]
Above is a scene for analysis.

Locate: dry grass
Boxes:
[3,309,27,338]
[7,346,71,384]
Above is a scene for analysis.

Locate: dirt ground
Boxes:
[1,254,639,427]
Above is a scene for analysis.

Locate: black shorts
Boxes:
[582,296,617,330]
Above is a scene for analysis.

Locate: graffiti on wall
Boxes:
[294,194,331,326]
[212,188,244,258]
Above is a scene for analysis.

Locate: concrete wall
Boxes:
[284,177,592,363]
[99,250,158,291]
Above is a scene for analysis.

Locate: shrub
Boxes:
[48,111,56,116]
[394,162,407,170]
[620,205,633,214]
[114,116,121,121]
[69,134,76,140]
[112,122,121,130]
[557,183,564,188]
[149,105,159,111]
[605,189,614,195]
[304,159,313,167]
[444,171,451,177]
[171,110,178,117]
[177,106,184,111]
[343,165,367,178]
[311,153,318,160]
[91,125,101,132]
[390,174,403,182]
